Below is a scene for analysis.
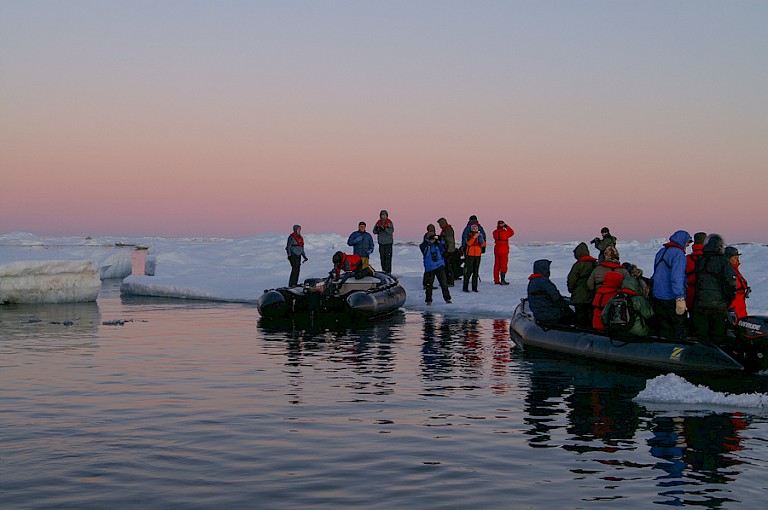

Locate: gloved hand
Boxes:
[302,256,309,263]
[745,287,752,299]
[590,237,600,245]
[675,298,687,316]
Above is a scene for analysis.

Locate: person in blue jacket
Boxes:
[347,221,374,263]
[651,230,692,339]
[422,234,452,304]
[527,259,574,325]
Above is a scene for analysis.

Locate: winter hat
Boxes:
[437,217,448,227]
[380,210,388,216]
[469,215,478,222]
[704,234,725,255]
[358,221,366,227]
[724,246,740,258]
[694,232,707,244]
[332,251,343,265]
[601,227,610,234]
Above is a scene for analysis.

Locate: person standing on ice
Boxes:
[372,210,394,274]
[421,234,452,305]
[492,220,515,285]
[461,215,486,253]
[590,227,617,263]
[725,246,750,320]
[347,221,374,264]
[437,217,458,286]
[650,230,692,339]
[462,224,485,293]
[286,225,308,287]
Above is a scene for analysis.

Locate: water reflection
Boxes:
[257,312,406,405]
[520,353,754,506]
[0,302,101,359]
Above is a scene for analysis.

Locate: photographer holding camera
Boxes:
[422,234,452,305]
[590,227,617,263]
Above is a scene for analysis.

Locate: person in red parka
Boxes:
[592,271,625,330]
[492,220,515,285]
[725,246,750,319]
[685,231,706,309]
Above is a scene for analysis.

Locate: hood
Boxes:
[704,234,725,255]
[532,259,551,278]
[669,230,692,247]
[621,274,642,293]
[573,242,590,259]
[292,225,301,234]
[426,223,436,233]
[437,217,448,228]
[603,271,625,290]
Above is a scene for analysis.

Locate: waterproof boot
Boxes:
[500,273,510,285]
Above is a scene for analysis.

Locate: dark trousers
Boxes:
[425,266,451,303]
[443,251,457,285]
[379,243,393,273]
[652,298,686,339]
[690,308,729,345]
[573,303,593,328]
[288,255,302,287]
[463,256,481,291]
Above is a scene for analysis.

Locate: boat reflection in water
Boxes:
[521,354,754,506]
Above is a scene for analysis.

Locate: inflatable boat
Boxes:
[510,298,768,374]
[257,273,406,321]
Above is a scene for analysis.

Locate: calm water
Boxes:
[2,281,768,509]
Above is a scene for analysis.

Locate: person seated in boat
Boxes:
[527,259,575,325]
[331,251,388,286]
[567,242,598,327]
[587,245,629,293]
[592,271,624,330]
[601,273,654,336]
[622,262,652,298]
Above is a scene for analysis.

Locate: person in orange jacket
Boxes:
[492,220,515,285]
[462,224,486,292]
[725,246,750,319]
[685,232,706,309]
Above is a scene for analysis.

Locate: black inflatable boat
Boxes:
[257,273,406,321]
[510,298,768,373]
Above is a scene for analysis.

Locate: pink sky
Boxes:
[2,2,767,242]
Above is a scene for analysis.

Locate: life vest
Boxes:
[731,263,748,319]
[291,233,304,246]
[592,271,624,330]
[334,253,363,277]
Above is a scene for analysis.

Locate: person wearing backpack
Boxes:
[421,234,452,305]
[592,271,624,330]
[691,234,737,345]
[567,242,598,327]
[602,275,654,336]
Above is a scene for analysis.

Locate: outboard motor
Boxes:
[730,316,768,372]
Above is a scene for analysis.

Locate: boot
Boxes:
[500,273,510,285]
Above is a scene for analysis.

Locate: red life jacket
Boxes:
[685,244,703,308]
[731,262,748,319]
[592,271,624,330]
[334,253,363,277]
[291,233,304,246]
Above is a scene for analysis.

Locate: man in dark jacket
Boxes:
[347,221,375,262]
[691,234,737,345]
[437,217,458,285]
[527,259,573,325]
[567,242,597,327]
[590,227,617,263]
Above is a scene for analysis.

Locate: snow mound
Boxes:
[0,259,101,303]
[634,373,768,408]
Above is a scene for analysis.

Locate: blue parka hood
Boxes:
[533,259,551,278]
[669,230,692,247]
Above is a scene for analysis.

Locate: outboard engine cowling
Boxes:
[730,316,768,372]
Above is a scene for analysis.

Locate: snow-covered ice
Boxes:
[0,259,101,304]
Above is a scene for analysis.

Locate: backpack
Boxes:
[602,293,637,334]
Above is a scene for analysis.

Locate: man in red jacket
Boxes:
[492,220,515,285]
[685,232,706,309]
[725,246,750,319]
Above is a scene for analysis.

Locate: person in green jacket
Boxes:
[567,242,597,327]
[602,275,654,336]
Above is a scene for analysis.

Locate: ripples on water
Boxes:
[1,281,767,509]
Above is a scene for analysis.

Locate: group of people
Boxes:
[417,215,515,304]
[285,212,517,306]
[527,228,752,346]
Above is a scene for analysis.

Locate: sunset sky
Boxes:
[2,1,767,242]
